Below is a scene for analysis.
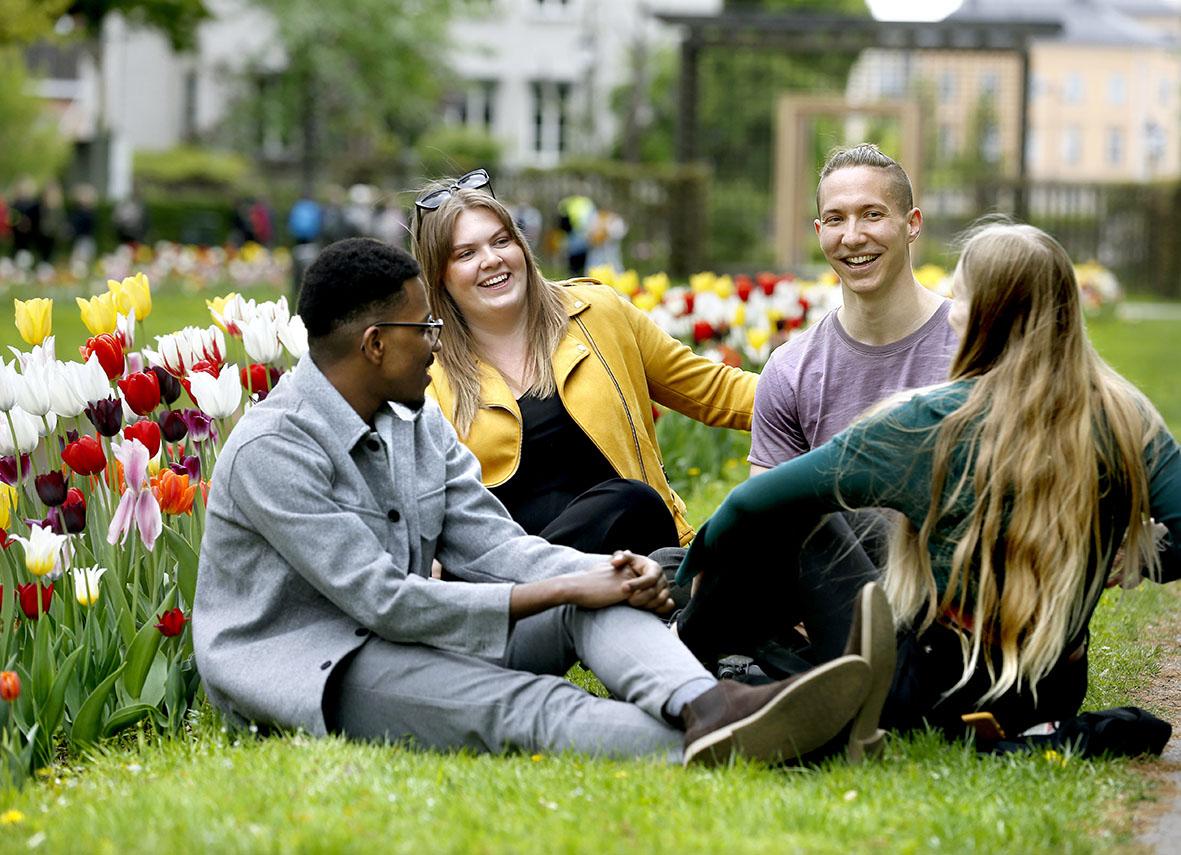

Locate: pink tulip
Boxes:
[106,438,162,551]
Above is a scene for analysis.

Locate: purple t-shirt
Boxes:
[749,301,960,467]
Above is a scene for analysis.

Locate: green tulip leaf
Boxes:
[102,703,155,738]
[122,619,166,700]
[41,645,85,738]
[160,527,200,609]
[31,617,52,709]
[71,664,126,748]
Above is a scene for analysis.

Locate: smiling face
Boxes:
[442,206,529,327]
[367,277,440,408]
[814,165,922,298]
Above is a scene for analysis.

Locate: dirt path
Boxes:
[1133,587,1181,852]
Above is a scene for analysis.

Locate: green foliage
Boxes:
[0,49,70,187]
[67,0,210,51]
[0,0,71,45]
[133,146,252,193]
[240,0,456,184]
[415,125,503,179]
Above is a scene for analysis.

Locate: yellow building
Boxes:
[848,0,1181,181]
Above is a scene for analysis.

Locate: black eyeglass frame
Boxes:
[414,168,494,215]
[363,316,445,350]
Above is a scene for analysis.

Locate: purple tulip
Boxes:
[180,409,213,443]
[150,366,183,405]
[158,410,188,443]
[56,429,80,452]
[34,471,67,506]
[84,397,124,437]
[48,491,86,534]
[0,454,31,485]
[168,455,201,481]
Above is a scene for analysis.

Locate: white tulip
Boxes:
[49,362,89,418]
[279,315,309,360]
[189,365,243,418]
[241,315,283,364]
[0,359,19,411]
[0,408,40,456]
[72,565,108,606]
[15,361,52,416]
[72,353,112,405]
[10,524,68,578]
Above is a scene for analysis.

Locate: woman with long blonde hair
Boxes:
[674,221,1180,739]
[412,170,757,567]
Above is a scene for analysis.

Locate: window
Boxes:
[1025,128,1039,166]
[457,80,497,130]
[982,122,1001,163]
[938,70,957,104]
[181,70,199,142]
[937,123,956,159]
[979,71,999,99]
[1063,73,1084,105]
[1108,74,1126,106]
[531,80,571,158]
[1061,125,1082,165]
[1105,127,1123,165]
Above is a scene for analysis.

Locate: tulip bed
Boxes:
[0,269,1174,852]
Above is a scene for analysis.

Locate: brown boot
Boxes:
[843,582,896,762]
[682,655,870,767]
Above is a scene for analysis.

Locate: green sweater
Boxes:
[677,381,1181,597]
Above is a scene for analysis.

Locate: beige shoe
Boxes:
[682,655,871,767]
[844,582,895,763]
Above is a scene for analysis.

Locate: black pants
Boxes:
[538,478,679,557]
[677,512,882,668]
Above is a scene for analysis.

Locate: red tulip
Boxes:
[190,359,220,378]
[154,607,188,637]
[683,293,695,315]
[757,272,779,296]
[0,529,12,549]
[62,435,107,476]
[58,488,86,534]
[0,671,19,702]
[81,333,125,381]
[734,275,753,303]
[117,371,161,416]
[692,321,716,345]
[16,582,53,620]
[123,420,162,459]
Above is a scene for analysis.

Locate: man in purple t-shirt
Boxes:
[750,144,959,473]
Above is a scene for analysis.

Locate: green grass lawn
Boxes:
[0,294,1176,852]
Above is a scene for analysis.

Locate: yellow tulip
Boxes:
[714,275,733,300]
[616,270,640,296]
[75,292,119,336]
[587,264,617,287]
[746,327,771,352]
[13,298,52,346]
[642,273,669,300]
[689,272,716,293]
[0,484,17,529]
[732,302,746,327]
[914,263,947,289]
[632,291,659,313]
[107,272,152,320]
[206,292,241,332]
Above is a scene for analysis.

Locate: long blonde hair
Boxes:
[884,222,1163,702]
[411,185,567,436]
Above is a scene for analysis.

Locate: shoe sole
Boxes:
[847,582,895,763]
[683,655,870,768]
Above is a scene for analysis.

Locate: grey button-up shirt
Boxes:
[194,356,600,735]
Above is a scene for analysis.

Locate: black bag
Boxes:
[985,706,1172,759]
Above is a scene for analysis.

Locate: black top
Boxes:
[490,392,618,535]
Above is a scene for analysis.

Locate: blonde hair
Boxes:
[411,185,567,436]
[883,222,1163,703]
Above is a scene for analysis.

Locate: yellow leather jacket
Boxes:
[427,282,757,545]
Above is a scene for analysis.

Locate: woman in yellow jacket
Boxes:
[413,170,755,557]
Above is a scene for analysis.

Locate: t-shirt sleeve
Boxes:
[749,351,809,467]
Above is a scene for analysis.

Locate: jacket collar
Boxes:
[287,355,415,452]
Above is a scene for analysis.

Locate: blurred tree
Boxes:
[242,0,455,191]
[66,0,210,49]
[0,49,70,186]
[0,0,72,45]
[415,125,502,179]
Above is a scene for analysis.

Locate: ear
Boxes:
[359,325,386,364]
[906,207,923,244]
[813,218,822,237]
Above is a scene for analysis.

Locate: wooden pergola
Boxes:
[655,11,1063,215]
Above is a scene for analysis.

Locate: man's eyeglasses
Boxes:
[367,316,444,348]
[414,169,494,214]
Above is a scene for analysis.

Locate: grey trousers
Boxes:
[324,604,713,761]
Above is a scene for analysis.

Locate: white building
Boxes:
[31,0,718,196]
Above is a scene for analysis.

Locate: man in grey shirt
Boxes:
[194,237,873,766]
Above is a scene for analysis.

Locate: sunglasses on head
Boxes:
[414,168,494,214]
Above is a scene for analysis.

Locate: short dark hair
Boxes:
[816,143,914,213]
[298,238,421,338]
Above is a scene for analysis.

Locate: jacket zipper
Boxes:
[573,316,648,483]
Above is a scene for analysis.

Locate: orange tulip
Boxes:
[0,671,19,701]
[150,470,196,516]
